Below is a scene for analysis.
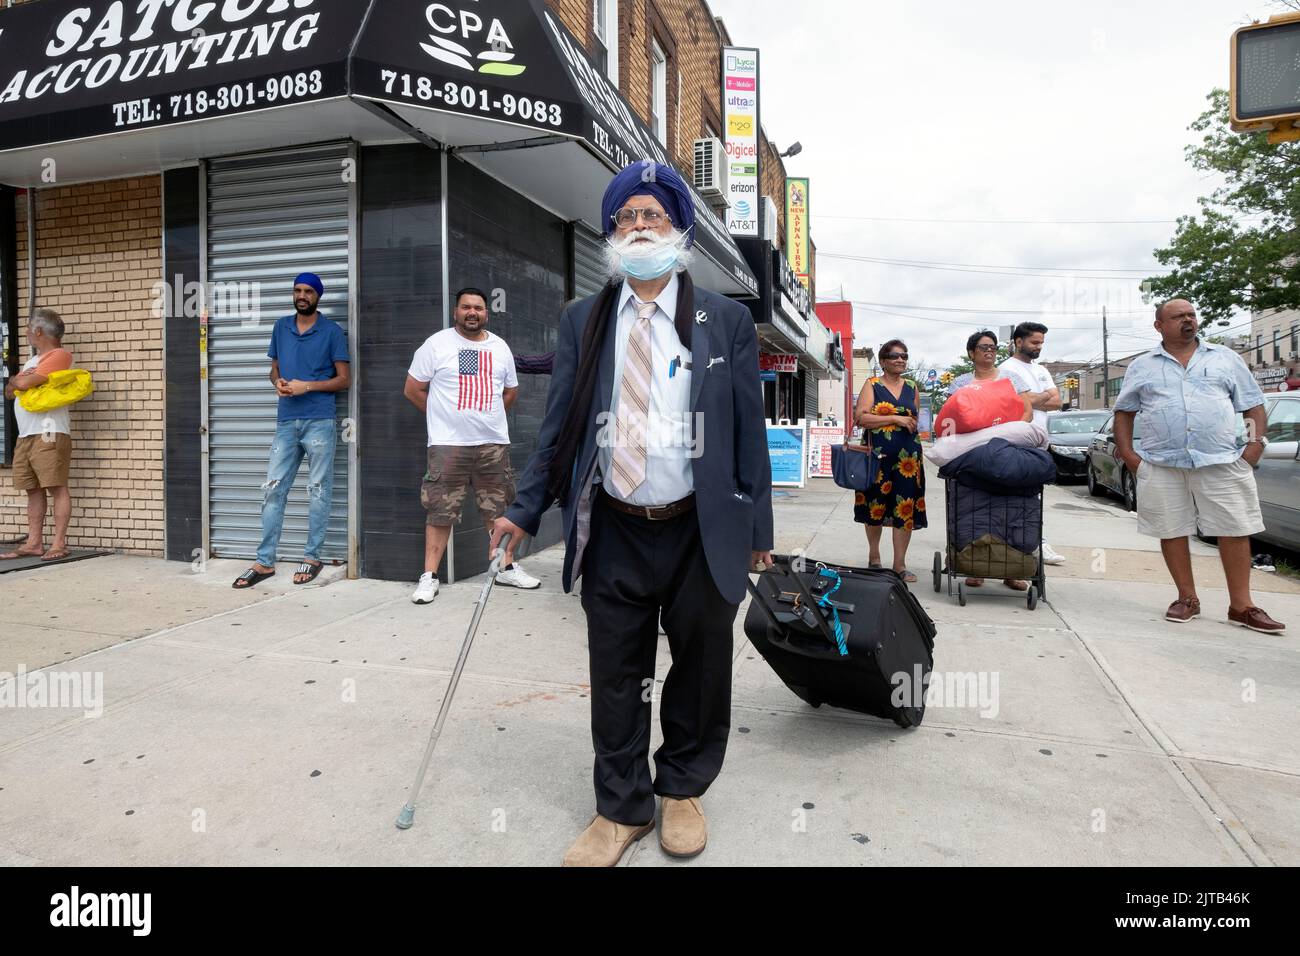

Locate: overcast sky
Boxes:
[708,0,1273,373]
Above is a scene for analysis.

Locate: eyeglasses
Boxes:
[881,352,908,361]
[612,207,669,228]
[973,344,998,353]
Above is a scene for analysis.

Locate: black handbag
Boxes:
[831,440,877,492]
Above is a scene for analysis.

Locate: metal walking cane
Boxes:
[395,532,512,830]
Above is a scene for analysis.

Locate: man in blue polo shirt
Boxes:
[233,273,350,589]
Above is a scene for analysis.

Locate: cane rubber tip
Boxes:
[396,806,415,829]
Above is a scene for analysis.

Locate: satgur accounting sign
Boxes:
[1231,13,1300,133]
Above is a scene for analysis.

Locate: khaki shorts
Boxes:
[13,433,72,491]
[1135,457,1265,539]
[421,444,515,527]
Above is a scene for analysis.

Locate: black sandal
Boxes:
[294,561,324,585]
[233,567,275,589]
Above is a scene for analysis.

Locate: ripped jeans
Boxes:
[255,418,337,567]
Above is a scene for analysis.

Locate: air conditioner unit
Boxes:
[763,196,779,242]
[693,138,727,199]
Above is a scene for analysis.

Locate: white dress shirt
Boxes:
[599,274,695,505]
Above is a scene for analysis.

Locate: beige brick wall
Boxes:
[2,177,165,555]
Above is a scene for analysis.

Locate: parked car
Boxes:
[1046,410,1111,480]
[1256,392,1300,551]
[1086,414,1144,511]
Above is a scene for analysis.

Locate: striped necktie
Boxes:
[608,300,656,499]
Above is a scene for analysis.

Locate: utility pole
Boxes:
[1102,305,1110,410]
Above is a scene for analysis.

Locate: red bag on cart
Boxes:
[936,378,1031,436]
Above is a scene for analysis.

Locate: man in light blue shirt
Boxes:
[1113,299,1283,633]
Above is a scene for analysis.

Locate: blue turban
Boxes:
[601,160,696,247]
[294,272,324,298]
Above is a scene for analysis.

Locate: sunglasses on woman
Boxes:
[881,352,908,361]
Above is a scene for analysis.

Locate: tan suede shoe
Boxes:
[561,815,654,867]
[659,797,707,858]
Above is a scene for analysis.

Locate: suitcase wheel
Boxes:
[893,706,924,728]
[1027,585,1039,611]
[957,579,967,607]
[932,551,942,593]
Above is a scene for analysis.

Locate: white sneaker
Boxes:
[496,563,541,589]
[411,572,440,604]
[1041,542,1067,566]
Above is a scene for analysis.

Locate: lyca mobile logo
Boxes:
[421,3,525,76]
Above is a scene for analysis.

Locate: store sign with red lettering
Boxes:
[760,352,798,374]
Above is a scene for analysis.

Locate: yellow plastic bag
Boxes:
[16,368,94,412]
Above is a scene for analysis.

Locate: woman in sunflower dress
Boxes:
[852,339,927,583]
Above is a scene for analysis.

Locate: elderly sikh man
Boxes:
[492,161,773,866]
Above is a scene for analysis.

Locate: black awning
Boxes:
[350,0,757,296]
[0,0,371,151]
[0,0,757,296]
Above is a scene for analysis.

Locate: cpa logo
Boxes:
[421,3,527,76]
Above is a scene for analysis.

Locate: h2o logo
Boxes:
[421,4,526,76]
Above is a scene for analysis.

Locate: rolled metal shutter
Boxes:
[207,143,351,561]
[803,370,820,421]
[573,225,606,300]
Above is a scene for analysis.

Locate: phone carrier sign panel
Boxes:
[723,46,759,237]
[0,0,370,151]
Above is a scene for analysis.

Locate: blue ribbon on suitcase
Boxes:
[830,441,877,493]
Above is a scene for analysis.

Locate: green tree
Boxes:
[1145,89,1300,324]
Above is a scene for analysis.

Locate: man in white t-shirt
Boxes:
[402,287,539,603]
[998,321,1066,565]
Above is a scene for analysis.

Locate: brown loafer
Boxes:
[1165,597,1201,623]
[1228,606,1286,634]
[1003,579,1028,591]
[659,796,707,858]
[561,814,653,867]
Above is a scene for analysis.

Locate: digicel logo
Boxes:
[725,141,757,157]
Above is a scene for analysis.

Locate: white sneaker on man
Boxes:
[411,572,440,604]
[1041,542,1067,566]
[496,563,541,589]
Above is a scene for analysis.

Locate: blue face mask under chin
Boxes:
[621,243,680,280]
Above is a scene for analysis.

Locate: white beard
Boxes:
[602,227,695,281]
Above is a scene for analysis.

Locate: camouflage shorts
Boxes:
[421,444,516,527]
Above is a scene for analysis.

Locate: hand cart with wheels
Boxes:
[932,477,1046,610]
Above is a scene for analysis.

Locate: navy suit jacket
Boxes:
[504,283,774,606]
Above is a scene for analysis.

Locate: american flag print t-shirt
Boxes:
[457,347,494,412]
[408,328,518,446]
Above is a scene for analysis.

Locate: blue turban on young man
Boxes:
[294,272,325,298]
[600,160,696,247]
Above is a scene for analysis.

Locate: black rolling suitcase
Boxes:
[744,556,937,727]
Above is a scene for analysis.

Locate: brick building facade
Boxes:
[0,0,814,567]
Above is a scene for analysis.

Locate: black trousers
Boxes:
[580,493,739,825]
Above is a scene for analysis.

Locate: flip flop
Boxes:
[233,567,275,589]
[40,548,71,561]
[294,561,324,585]
[1,548,45,560]
[895,568,918,584]
[868,562,884,570]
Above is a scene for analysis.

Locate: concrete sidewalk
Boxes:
[1,479,1297,866]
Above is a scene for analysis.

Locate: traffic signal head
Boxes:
[1232,13,1300,137]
